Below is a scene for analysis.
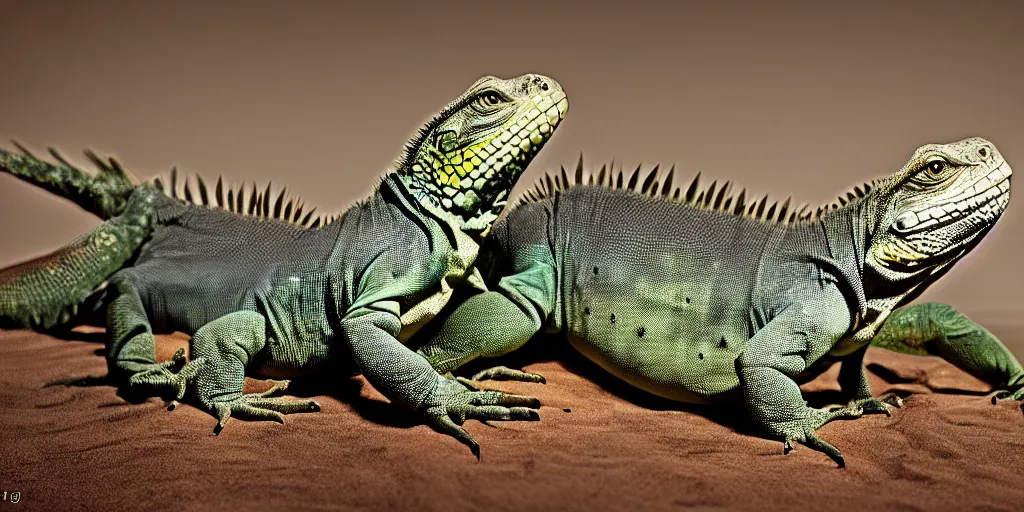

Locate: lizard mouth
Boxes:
[484,90,570,206]
[877,162,1011,269]
[889,161,1011,236]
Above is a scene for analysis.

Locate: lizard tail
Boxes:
[0,143,137,220]
[0,187,157,331]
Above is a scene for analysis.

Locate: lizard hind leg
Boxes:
[417,288,552,386]
[826,345,904,417]
[871,302,1024,403]
[187,311,321,434]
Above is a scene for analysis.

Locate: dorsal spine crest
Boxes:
[152,168,338,229]
[516,153,877,226]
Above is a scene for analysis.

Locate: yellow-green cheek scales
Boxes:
[413,91,569,212]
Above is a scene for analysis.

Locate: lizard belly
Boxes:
[553,187,768,404]
[249,267,335,379]
[566,266,749,404]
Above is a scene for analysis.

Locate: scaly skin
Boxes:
[0,144,136,220]
[0,74,569,457]
[870,302,1024,400]
[416,137,1019,466]
[0,186,157,331]
[0,147,143,329]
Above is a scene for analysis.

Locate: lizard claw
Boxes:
[128,349,205,400]
[469,366,547,384]
[422,376,541,458]
[769,407,855,468]
[455,376,480,391]
[825,393,903,417]
[803,432,846,468]
[990,382,1024,404]
[780,428,846,468]
[208,394,321,435]
[855,393,903,417]
[427,414,481,460]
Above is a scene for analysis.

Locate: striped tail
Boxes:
[0,143,137,220]
[0,187,157,331]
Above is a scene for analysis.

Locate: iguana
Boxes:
[0,73,569,456]
[415,137,1022,466]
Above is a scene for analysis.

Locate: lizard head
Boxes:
[865,137,1011,284]
[396,74,568,235]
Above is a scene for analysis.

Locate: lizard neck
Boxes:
[772,203,872,352]
[378,173,483,258]
[395,164,507,240]
[812,193,924,355]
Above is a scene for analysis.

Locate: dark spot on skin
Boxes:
[719,337,728,348]
[685,297,691,304]
[698,352,704,360]
[610,313,616,324]
[583,307,591,316]
[562,408,572,413]
[593,266,599,275]
[637,326,645,337]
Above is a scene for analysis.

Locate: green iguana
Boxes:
[0,73,569,456]
[415,137,1022,466]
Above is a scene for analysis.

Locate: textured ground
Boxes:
[1,327,1023,511]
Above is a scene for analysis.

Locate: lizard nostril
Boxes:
[979,146,989,159]
[540,82,549,91]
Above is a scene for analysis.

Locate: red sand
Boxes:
[1,328,1023,511]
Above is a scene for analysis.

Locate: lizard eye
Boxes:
[926,160,945,176]
[475,91,505,108]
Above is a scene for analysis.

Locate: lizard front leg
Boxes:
[832,344,904,416]
[105,271,202,400]
[871,302,1024,402]
[737,284,867,468]
[189,310,320,433]
[417,264,556,385]
[345,303,541,458]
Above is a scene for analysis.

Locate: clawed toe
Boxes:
[779,430,846,468]
[209,395,321,434]
[860,400,891,416]
[469,366,546,384]
[771,407,853,468]
[772,395,905,467]
[128,355,205,400]
[464,405,540,422]
[991,387,1024,404]
[825,406,863,421]
[858,394,902,416]
[801,432,846,468]
[253,379,291,398]
[424,377,543,459]
[455,376,479,390]
[828,394,903,418]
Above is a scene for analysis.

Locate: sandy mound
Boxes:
[1,328,1022,511]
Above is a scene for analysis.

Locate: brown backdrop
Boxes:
[2,0,1022,336]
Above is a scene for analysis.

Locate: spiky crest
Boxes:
[21,145,339,229]
[516,153,878,226]
[151,168,339,229]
